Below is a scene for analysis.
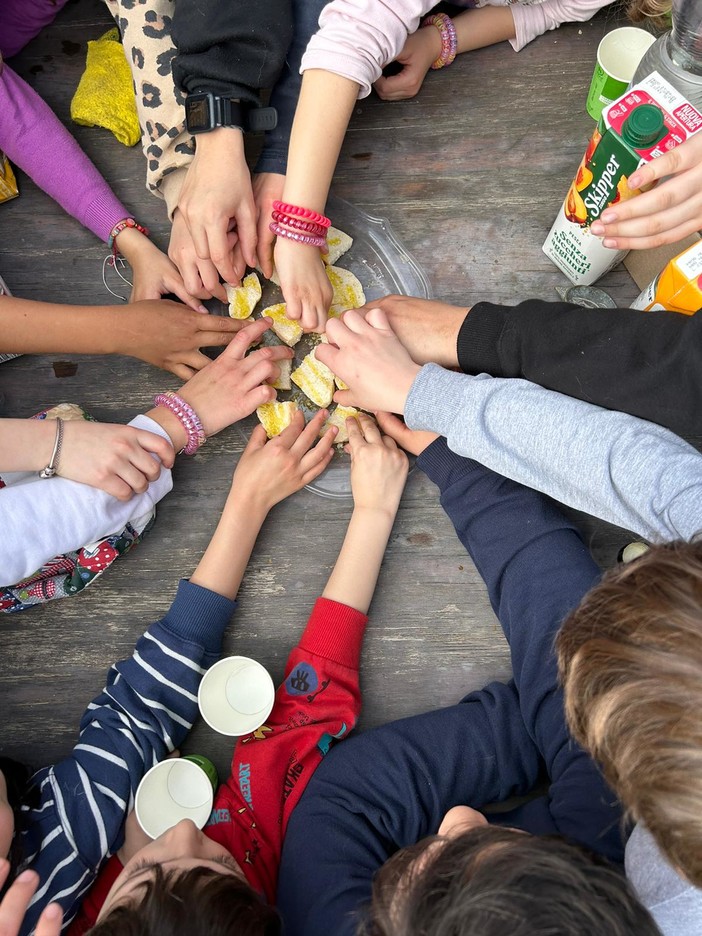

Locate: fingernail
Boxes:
[198,305,209,314]
[44,904,62,919]
[628,174,641,189]
[17,869,36,883]
[590,221,604,235]
[603,239,617,248]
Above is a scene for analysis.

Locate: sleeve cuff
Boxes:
[417,437,483,490]
[158,168,188,221]
[161,579,237,655]
[457,302,510,377]
[298,597,368,671]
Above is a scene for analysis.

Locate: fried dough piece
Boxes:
[261,303,303,347]
[271,357,292,391]
[323,227,353,266]
[291,348,335,408]
[256,400,299,438]
[226,273,262,319]
[323,405,359,444]
[326,265,366,311]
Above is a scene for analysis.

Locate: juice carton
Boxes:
[543,72,702,286]
[631,240,702,314]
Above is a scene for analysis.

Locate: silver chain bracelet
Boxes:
[39,418,64,479]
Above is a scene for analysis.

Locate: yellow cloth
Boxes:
[70,28,140,147]
[0,151,19,204]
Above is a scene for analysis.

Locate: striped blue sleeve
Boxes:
[20,581,236,934]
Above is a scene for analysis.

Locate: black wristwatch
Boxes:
[185,92,277,134]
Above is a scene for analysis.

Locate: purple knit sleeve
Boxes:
[1,0,72,59]
[0,62,130,242]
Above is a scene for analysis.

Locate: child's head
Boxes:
[366,823,659,935]
[89,819,280,935]
[625,0,672,28]
[557,540,702,887]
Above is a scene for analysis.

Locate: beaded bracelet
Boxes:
[271,210,327,237]
[422,13,458,70]
[153,392,206,455]
[272,200,331,229]
[108,218,150,256]
[269,221,328,251]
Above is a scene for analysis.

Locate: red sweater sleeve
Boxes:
[206,597,368,901]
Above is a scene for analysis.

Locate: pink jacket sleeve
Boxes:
[510,0,616,52]
[0,60,129,242]
[301,0,434,98]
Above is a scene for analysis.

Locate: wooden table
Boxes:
[0,1,640,777]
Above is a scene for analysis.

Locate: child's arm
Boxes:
[207,415,408,900]
[20,410,336,932]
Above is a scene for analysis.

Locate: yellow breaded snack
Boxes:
[226,273,262,319]
[261,303,303,347]
[291,348,335,408]
[323,227,353,266]
[257,401,299,438]
[323,405,359,444]
[326,265,365,311]
[271,358,292,391]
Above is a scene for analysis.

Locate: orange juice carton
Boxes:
[630,240,702,314]
[543,72,702,286]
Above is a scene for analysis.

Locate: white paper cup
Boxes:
[198,656,275,736]
[135,759,214,839]
[586,27,656,121]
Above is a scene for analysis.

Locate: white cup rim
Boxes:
[198,655,275,737]
[135,759,214,839]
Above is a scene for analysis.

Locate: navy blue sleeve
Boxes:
[277,681,542,936]
[419,440,623,861]
[255,0,328,176]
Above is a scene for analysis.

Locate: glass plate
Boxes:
[240,195,433,498]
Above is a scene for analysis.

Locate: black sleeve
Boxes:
[457,300,701,439]
[171,0,294,102]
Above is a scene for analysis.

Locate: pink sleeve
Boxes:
[301,0,434,98]
[510,0,616,52]
[0,62,129,242]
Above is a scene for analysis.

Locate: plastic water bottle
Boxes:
[630,0,702,109]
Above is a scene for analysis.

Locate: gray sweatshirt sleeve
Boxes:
[404,364,702,543]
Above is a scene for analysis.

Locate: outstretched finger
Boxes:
[289,409,328,456]
[0,868,40,932]
[225,318,273,359]
[35,902,63,936]
[273,409,307,449]
[243,423,269,453]
[357,412,381,443]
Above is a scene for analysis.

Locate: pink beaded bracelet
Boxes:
[108,217,150,256]
[422,13,458,70]
[272,200,331,228]
[270,220,328,251]
[153,391,206,455]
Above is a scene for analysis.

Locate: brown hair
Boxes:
[365,827,659,935]
[625,0,672,29]
[88,864,281,936]
[557,539,702,887]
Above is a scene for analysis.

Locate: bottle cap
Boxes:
[622,104,665,147]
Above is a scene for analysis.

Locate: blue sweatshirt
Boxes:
[276,441,622,936]
[18,580,236,935]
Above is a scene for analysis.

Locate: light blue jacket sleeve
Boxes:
[405,364,702,543]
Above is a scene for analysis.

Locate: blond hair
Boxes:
[556,540,702,887]
[626,0,672,28]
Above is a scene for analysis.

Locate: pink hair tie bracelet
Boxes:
[422,13,458,70]
[153,391,206,455]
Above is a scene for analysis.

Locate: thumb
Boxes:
[245,424,269,452]
[365,306,392,332]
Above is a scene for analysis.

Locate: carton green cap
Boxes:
[622,104,665,147]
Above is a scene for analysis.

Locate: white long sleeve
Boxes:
[510,0,614,52]
[0,415,173,587]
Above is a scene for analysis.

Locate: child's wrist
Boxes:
[143,406,188,453]
[226,481,272,520]
[113,224,150,263]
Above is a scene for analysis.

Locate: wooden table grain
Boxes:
[0,1,641,777]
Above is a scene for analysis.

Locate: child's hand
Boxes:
[347,413,408,515]
[317,307,421,415]
[58,421,174,500]
[590,131,702,249]
[274,236,333,333]
[0,860,63,935]
[172,319,294,437]
[253,172,285,280]
[115,300,248,380]
[169,208,230,302]
[114,227,206,313]
[376,411,439,455]
[358,295,466,368]
[374,28,441,101]
[174,129,257,291]
[231,409,337,510]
